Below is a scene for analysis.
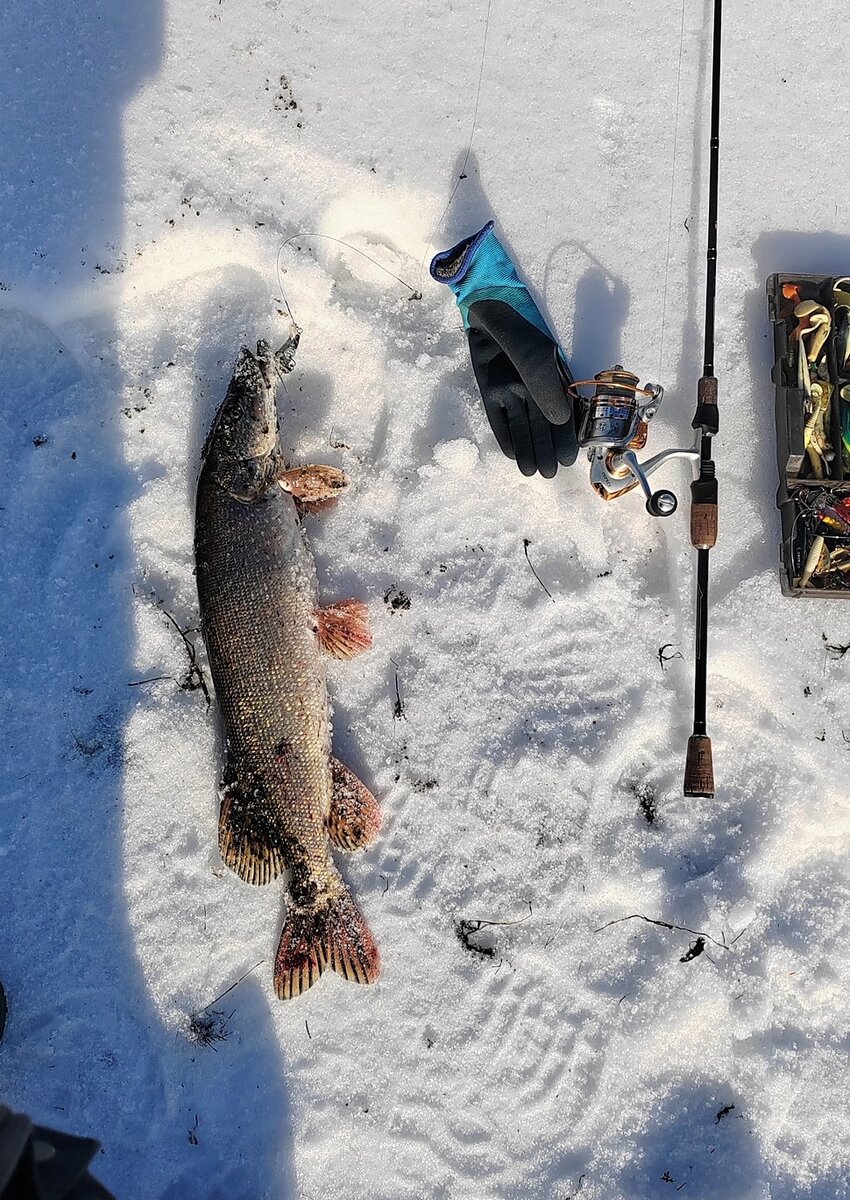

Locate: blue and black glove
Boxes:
[430,221,578,478]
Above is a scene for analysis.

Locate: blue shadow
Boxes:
[0,5,296,1197]
[0,1,160,290]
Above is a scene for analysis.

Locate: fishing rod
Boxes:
[683,0,721,800]
[566,0,721,797]
[429,1,722,795]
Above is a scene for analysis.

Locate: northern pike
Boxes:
[194,328,381,999]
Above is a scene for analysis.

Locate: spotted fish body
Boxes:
[194,332,381,998]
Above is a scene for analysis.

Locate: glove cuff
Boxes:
[429,221,495,286]
[431,221,558,348]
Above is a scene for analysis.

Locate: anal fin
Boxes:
[327,757,382,851]
[314,599,372,660]
[219,789,284,886]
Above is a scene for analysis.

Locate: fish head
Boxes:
[203,327,301,466]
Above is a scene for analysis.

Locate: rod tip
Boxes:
[684,734,714,798]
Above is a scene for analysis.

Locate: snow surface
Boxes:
[2,0,850,1197]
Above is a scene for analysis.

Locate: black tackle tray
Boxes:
[767,272,850,598]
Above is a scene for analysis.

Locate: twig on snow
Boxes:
[162,609,211,707]
[200,959,265,1011]
[522,538,554,602]
[657,643,683,672]
[462,901,533,931]
[390,658,406,720]
[594,913,727,952]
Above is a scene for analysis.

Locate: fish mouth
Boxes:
[202,324,302,468]
[255,323,301,387]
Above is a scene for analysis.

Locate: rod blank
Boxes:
[684,0,722,800]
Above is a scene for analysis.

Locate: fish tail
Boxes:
[274,887,380,1000]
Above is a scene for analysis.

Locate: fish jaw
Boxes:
[201,326,301,471]
[271,324,301,375]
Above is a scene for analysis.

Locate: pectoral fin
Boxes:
[327,757,382,850]
[279,465,348,503]
[314,599,372,659]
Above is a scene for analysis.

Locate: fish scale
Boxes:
[196,476,334,891]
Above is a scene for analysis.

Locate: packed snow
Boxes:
[2,0,850,1196]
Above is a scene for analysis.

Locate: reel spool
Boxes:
[568,366,702,517]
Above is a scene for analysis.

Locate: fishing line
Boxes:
[417,0,493,292]
[657,0,688,382]
[274,0,492,321]
[275,232,421,328]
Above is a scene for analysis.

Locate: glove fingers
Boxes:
[551,412,580,467]
[503,393,537,477]
[526,400,558,479]
[469,302,573,425]
[468,327,571,477]
[481,392,517,461]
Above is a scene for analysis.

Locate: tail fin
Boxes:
[274,887,381,1000]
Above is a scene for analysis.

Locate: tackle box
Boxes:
[768,272,850,597]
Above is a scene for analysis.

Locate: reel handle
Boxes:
[620,451,678,517]
[647,489,678,517]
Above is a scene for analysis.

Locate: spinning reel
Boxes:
[567,367,702,517]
